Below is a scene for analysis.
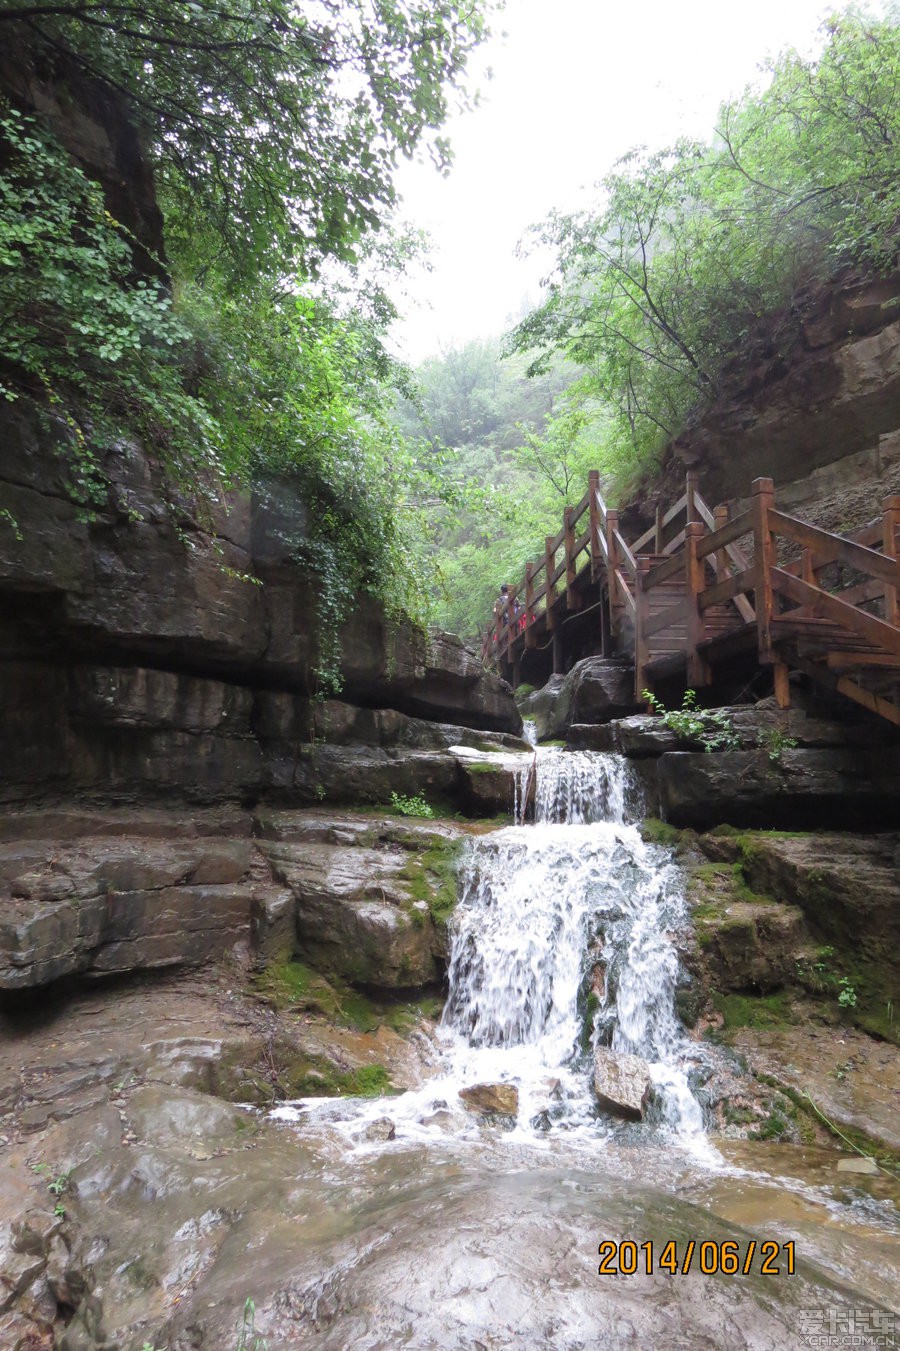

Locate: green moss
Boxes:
[749,1109,792,1141]
[710,990,796,1031]
[280,1054,396,1098]
[757,1075,900,1170]
[514,683,536,700]
[640,817,683,847]
[253,961,344,1019]
[400,839,462,928]
[253,961,441,1036]
[538,738,566,748]
[580,992,601,1052]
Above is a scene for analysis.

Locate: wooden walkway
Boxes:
[482,472,900,726]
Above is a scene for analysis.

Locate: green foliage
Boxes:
[0,0,492,289]
[390,791,435,818]
[642,689,741,753]
[508,9,900,496]
[394,338,583,636]
[756,727,798,764]
[31,1163,72,1218]
[236,1296,267,1351]
[838,977,859,1008]
[0,107,217,493]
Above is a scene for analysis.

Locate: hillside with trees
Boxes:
[418,7,900,639]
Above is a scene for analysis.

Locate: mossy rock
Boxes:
[710,990,797,1034]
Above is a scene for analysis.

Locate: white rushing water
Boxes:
[274,747,706,1146]
[440,748,704,1137]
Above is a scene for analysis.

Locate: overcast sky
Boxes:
[388,0,870,363]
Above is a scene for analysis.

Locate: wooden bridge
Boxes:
[482,471,900,726]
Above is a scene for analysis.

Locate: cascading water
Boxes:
[273,745,705,1145]
[440,747,704,1137]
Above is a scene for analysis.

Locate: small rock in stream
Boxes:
[836,1156,879,1174]
[359,1117,396,1143]
[593,1048,653,1121]
[458,1083,519,1117]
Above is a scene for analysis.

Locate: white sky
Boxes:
[388,0,861,362]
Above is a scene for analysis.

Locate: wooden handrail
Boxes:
[644,551,686,589]
[569,489,591,530]
[768,509,899,587]
[771,567,900,657]
[698,566,758,611]
[695,509,753,558]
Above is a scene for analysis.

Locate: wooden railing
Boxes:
[483,470,900,726]
[482,469,709,664]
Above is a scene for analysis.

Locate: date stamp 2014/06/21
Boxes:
[597,1239,795,1276]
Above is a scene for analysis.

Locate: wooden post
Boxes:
[751,477,777,663]
[801,547,815,585]
[635,556,651,701]
[545,535,557,631]
[524,561,536,649]
[654,503,664,555]
[686,470,698,524]
[588,470,602,579]
[774,662,791,709]
[883,494,900,628]
[607,508,621,638]
[686,520,711,685]
[564,505,579,609]
[713,503,729,580]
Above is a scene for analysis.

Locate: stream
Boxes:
[259,747,900,1348]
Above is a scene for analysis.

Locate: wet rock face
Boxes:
[0,834,257,989]
[0,651,527,810]
[658,746,900,831]
[592,1048,653,1121]
[0,408,520,806]
[0,807,471,995]
[573,698,900,832]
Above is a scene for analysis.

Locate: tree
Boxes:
[0,0,492,286]
[508,8,900,492]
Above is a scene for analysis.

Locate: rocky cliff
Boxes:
[0,406,521,808]
[633,269,900,533]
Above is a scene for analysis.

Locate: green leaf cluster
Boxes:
[643,689,741,753]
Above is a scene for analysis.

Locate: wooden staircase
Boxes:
[483,471,900,727]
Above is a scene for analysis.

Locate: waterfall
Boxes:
[441,748,703,1136]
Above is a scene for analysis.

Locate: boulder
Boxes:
[451,748,535,819]
[358,1117,396,1143]
[458,1083,519,1117]
[518,675,566,740]
[592,1048,653,1121]
[519,661,637,742]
